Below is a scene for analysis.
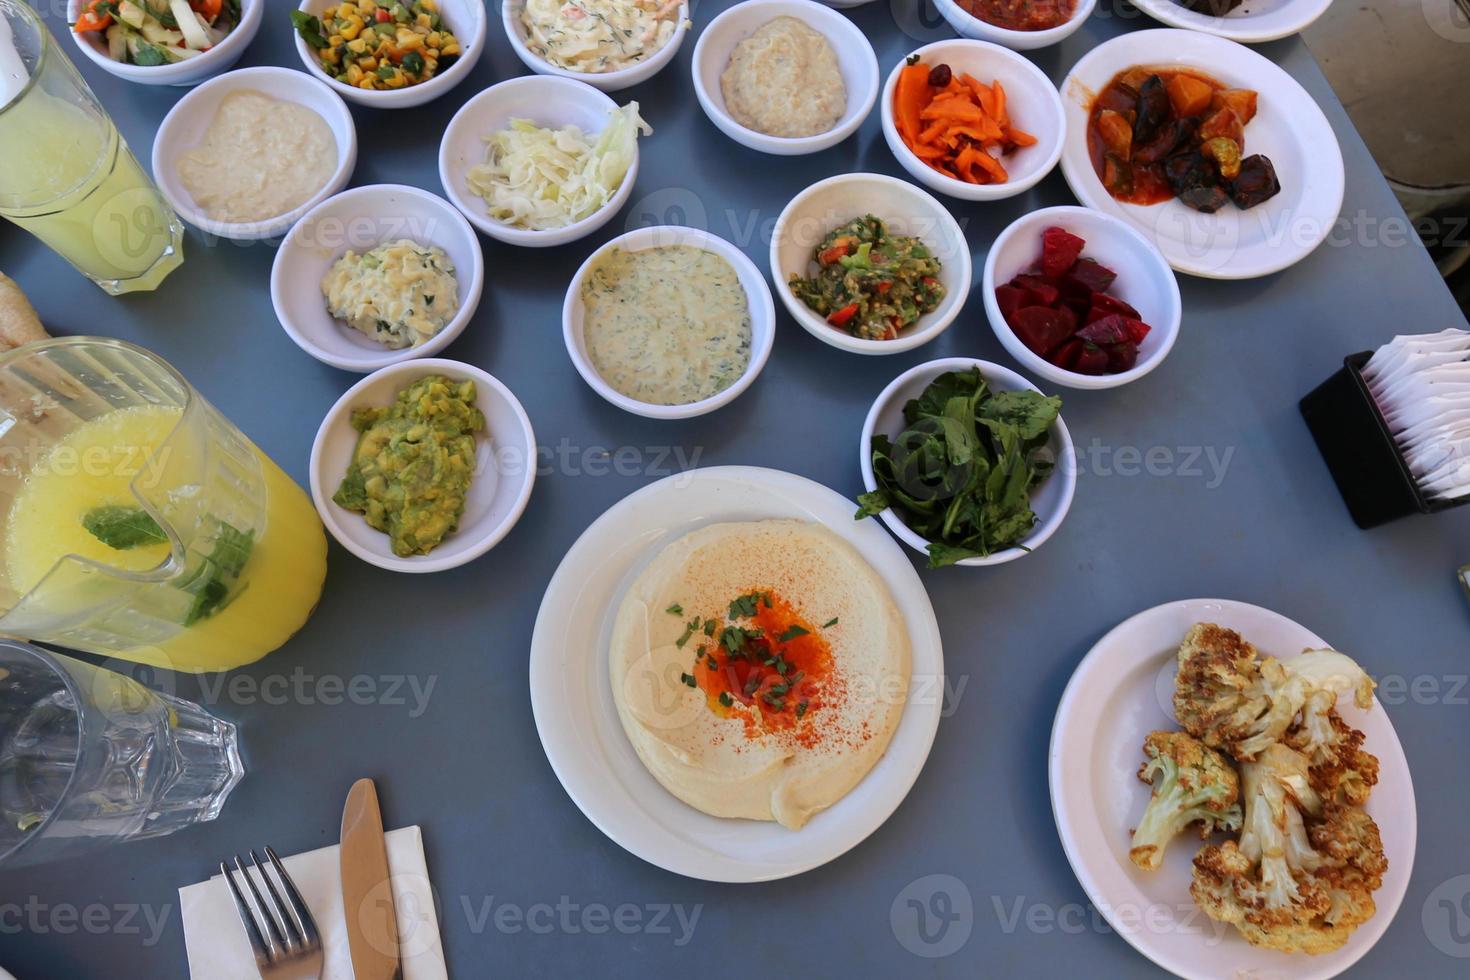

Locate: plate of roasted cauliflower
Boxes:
[1048,599,1413,980]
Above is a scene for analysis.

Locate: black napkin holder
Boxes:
[1300,352,1468,529]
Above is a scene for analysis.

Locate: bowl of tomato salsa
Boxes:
[934,0,1095,50]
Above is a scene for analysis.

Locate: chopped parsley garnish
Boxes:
[743,676,761,698]
[703,619,717,637]
[666,603,683,616]
[720,625,762,656]
[718,692,733,707]
[796,700,809,719]
[777,625,809,643]
[675,620,697,648]
[679,672,696,688]
[728,591,769,620]
[823,617,839,628]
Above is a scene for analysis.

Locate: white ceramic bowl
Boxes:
[880,38,1064,202]
[1058,29,1344,279]
[691,0,878,156]
[270,184,484,373]
[151,66,357,241]
[860,358,1076,566]
[770,173,971,355]
[310,359,536,573]
[983,206,1182,390]
[66,0,263,87]
[502,0,690,93]
[291,0,485,108]
[1129,0,1334,44]
[933,0,1096,50]
[438,76,639,248]
[562,226,776,419]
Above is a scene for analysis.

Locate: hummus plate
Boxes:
[530,466,944,882]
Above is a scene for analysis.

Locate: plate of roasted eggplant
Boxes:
[1130,0,1335,45]
[1049,598,1414,980]
[1059,29,1344,279]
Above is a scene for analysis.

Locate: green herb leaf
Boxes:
[666,603,683,616]
[718,692,733,707]
[289,10,328,49]
[680,672,696,688]
[82,505,167,550]
[777,625,809,643]
[822,617,839,628]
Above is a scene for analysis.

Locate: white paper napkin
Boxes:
[1363,328,1470,502]
[180,825,447,980]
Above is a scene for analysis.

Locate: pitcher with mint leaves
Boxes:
[0,338,326,672]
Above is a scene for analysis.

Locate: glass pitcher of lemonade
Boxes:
[0,338,327,672]
[0,0,183,294]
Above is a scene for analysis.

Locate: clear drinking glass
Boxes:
[0,337,328,672]
[0,0,184,294]
[0,640,243,868]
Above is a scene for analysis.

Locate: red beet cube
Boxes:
[1040,226,1086,280]
[1085,292,1140,323]
[1124,318,1152,343]
[995,285,1030,322]
[1065,258,1117,295]
[1011,306,1077,357]
[1012,274,1060,308]
[1073,343,1111,375]
[1107,342,1140,372]
[1077,314,1132,346]
[1050,338,1085,371]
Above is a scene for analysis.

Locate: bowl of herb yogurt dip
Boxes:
[563,226,775,420]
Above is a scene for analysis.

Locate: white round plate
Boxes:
[1049,598,1415,980]
[1130,0,1334,44]
[1058,29,1344,279]
[529,466,944,882]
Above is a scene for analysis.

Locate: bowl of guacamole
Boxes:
[310,359,537,572]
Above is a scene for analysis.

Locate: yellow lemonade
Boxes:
[4,406,327,672]
[0,72,183,293]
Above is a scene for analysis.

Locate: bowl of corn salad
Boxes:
[290,0,485,107]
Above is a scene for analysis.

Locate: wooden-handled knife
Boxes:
[340,778,402,980]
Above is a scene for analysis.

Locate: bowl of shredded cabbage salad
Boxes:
[438,75,650,247]
[503,0,690,92]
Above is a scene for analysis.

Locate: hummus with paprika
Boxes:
[609,520,911,830]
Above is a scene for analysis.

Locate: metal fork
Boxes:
[221,846,324,980]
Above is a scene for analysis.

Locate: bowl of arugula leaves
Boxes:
[857,357,1076,568]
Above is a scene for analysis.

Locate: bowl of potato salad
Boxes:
[290,0,485,107]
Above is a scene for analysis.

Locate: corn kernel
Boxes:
[439,41,460,56]
[426,31,441,47]
[347,36,368,53]
[339,19,362,40]
[358,56,377,69]
[420,0,437,10]
[415,12,431,28]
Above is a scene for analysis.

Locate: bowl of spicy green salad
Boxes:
[858,358,1075,567]
[771,173,970,354]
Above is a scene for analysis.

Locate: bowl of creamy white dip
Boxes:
[152,66,356,241]
[503,0,691,93]
[563,226,776,420]
[691,0,879,156]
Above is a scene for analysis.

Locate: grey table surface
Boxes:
[3,1,1469,977]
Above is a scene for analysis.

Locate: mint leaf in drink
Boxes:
[181,522,255,626]
[82,506,167,550]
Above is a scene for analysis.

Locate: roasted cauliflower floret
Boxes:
[1285,705,1379,808]
[1130,731,1242,871]
[1190,744,1386,955]
[1173,624,1375,761]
